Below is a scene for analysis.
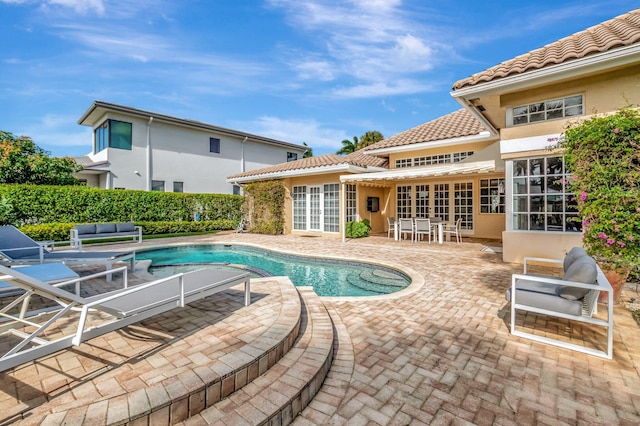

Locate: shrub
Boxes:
[242,181,285,235]
[345,219,371,238]
[0,184,243,225]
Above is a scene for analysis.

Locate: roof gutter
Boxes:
[227,164,380,184]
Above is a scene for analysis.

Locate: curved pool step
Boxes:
[345,270,409,295]
[6,277,301,425]
[181,287,334,425]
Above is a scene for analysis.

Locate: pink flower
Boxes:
[617,241,626,248]
[598,233,608,239]
[580,191,587,201]
[607,238,615,245]
[613,128,620,134]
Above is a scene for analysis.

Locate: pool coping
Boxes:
[132,241,425,302]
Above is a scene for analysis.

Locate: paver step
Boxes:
[181,286,334,426]
[5,277,301,425]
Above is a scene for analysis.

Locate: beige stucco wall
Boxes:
[502,231,584,264]
[501,64,640,143]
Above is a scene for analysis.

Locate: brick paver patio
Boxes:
[2,232,639,424]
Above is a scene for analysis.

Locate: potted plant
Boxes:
[558,106,640,304]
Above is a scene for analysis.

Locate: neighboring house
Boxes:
[228,9,640,263]
[75,101,307,194]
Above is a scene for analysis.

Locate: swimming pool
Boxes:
[136,244,411,297]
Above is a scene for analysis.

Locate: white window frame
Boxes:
[506,156,581,233]
[507,94,584,127]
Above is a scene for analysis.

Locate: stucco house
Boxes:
[228,9,639,263]
[74,101,307,194]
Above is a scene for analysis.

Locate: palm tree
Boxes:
[336,136,359,155]
[302,142,313,158]
[358,131,384,149]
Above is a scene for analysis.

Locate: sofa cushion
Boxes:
[563,247,589,272]
[558,256,598,301]
[116,222,135,232]
[74,224,96,235]
[96,223,117,233]
[513,288,583,316]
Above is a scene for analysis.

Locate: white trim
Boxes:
[341,160,498,183]
[228,164,384,184]
[451,44,640,99]
[500,133,561,155]
[365,132,493,155]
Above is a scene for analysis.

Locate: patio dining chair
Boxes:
[387,217,396,239]
[442,217,463,244]
[413,218,432,243]
[398,218,414,241]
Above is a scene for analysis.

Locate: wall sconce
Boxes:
[134,171,141,176]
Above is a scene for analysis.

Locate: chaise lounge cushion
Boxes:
[558,256,598,301]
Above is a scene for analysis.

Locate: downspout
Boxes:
[146,116,154,191]
[341,182,346,242]
[241,136,248,172]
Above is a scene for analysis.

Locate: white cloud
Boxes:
[331,79,435,99]
[243,116,350,150]
[47,0,105,15]
[268,0,444,98]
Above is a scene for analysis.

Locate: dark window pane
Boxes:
[513,160,528,176]
[210,137,221,153]
[109,120,132,150]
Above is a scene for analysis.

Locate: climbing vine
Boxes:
[242,180,285,235]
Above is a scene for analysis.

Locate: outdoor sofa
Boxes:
[70,222,142,250]
[505,247,614,359]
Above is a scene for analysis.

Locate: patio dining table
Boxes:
[393,218,448,244]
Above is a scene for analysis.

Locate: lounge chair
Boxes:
[0,264,251,372]
[505,248,613,359]
[0,225,135,279]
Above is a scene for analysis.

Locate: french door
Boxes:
[293,184,340,233]
[397,182,474,231]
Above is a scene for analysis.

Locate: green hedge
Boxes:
[20,220,235,242]
[0,184,243,225]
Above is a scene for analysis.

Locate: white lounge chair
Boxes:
[505,248,613,359]
[0,225,135,280]
[0,264,251,372]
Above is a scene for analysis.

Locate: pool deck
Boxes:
[2,232,640,425]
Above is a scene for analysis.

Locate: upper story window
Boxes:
[508,94,583,126]
[209,137,221,153]
[396,151,474,169]
[287,152,298,162]
[95,119,132,153]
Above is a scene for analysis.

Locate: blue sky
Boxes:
[0,1,634,158]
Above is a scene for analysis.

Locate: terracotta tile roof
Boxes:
[453,9,640,90]
[227,152,387,180]
[363,109,486,151]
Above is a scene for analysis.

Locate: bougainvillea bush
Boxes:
[559,107,639,271]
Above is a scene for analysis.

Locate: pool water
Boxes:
[136,245,410,297]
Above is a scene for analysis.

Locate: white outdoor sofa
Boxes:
[505,247,614,359]
[70,223,142,250]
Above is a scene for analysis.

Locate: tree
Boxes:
[0,131,82,185]
[336,131,385,155]
[336,136,359,155]
[358,130,384,149]
[302,142,313,158]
